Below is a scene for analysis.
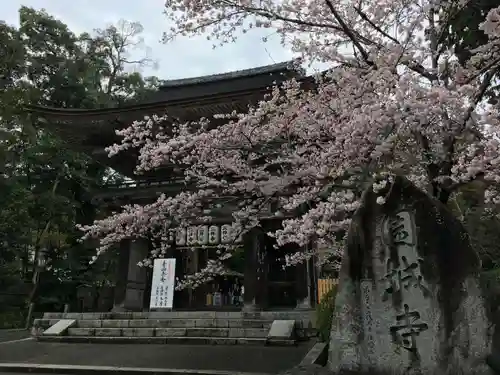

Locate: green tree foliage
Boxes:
[439,0,500,101]
[0,7,160,318]
[440,0,498,64]
[437,1,500,269]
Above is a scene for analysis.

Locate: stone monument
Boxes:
[329,176,493,375]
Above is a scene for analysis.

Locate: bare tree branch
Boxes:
[353,6,399,44]
[324,0,373,66]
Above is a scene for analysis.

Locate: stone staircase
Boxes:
[32,310,316,345]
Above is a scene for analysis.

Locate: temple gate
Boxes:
[27,61,318,313]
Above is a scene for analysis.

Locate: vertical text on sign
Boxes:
[149,258,176,309]
[381,211,430,300]
[361,280,376,359]
[380,211,430,361]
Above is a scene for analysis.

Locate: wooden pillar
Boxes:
[166,247,188,309]
[190,249,199,308]
[295,260,309,308]
[124,239,149,311]
[256,234,270,309]
[243,229,257,311]
[142,266,153,310]
[309,255,318,307]
[295,251,315,309]
[112,239,149,312]
[243,227,269,311]
[112,241,130,311]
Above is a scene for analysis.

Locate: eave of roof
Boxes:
[24,61,315,181]
[158,60,303,88]
[25,85,273,117]
[26,60,305,117]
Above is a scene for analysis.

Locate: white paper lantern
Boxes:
[221,224,232,244]
[175,228,186,246]
[187,226,197,245]
[209,225,220,244]
[197,225,209,245]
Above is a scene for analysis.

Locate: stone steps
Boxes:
[33,310,316,345]
[75,319,272,329]
[42,310,315,321]
[64,327,269,338]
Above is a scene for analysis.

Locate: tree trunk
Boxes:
[25,176,60,328]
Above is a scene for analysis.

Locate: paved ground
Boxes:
[0,329,30,343]
[0,340,313,374]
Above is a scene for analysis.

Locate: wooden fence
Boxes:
[317,278,338,303]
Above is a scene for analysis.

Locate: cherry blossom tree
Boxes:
[80,0,500,288]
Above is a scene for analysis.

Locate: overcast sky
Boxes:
[4,0,295,80]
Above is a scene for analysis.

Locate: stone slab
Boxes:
[101,320,130,328]
[267,320,295,340]
[228,320,267,328]
[243,329,268,339]
[156,320,191,328]
[128,320,155,328]
[155,328,187,337]
[194,319,217,328]
[77,320,102,328]
[95,328,122,337]
[186,329,229,338]
[42,320,76,336]
[67,328,95,337]
[63,314,83,320]
[122,329,155,337]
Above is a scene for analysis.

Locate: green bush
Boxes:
[0,310,25,329]
[316,284,337,342]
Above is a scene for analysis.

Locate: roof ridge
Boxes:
[159,59,302,88]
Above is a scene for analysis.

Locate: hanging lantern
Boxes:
[209,225,220,244]
[187,226,197,245]
[221,224,232,244]
[175,228,187,246]
[197,225,209,245]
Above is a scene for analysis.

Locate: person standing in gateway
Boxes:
[232,278,241,305]
[221,276,231,305]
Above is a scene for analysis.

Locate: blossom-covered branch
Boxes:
[79,1,500,288]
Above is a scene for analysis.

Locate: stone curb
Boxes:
[298,342,328,366]
[35,336,277,345]
[0,364,270,375]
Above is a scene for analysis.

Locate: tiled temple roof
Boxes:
[26,60,308,181]
[158,60,303,88]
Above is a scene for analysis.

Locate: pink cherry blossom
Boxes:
[80,2,500,288]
